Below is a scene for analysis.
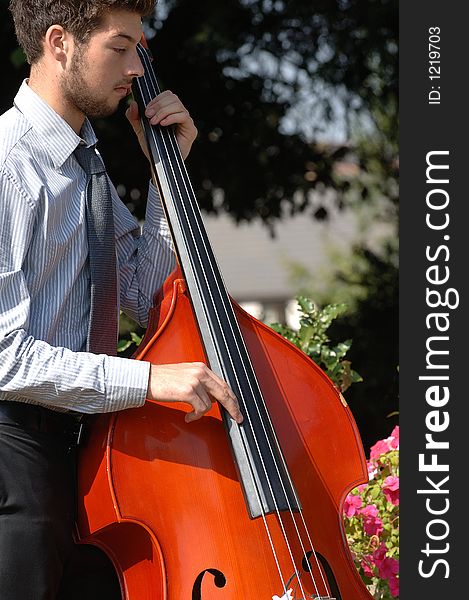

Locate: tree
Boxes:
[143,0,398,223]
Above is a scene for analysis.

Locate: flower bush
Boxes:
[343,426,399,599]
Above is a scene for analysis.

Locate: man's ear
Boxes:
[43,24,73,64]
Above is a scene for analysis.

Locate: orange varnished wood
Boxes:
[76,270,373,599]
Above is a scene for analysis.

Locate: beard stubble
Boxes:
[61,44,119,120]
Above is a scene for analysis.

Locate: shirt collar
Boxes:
[14,80,98,169]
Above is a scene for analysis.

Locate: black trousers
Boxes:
[0,402,121,600]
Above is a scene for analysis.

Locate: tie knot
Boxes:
[74,144,106,175]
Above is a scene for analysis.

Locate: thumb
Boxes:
[126,100,150,162]
[126,100,141,134]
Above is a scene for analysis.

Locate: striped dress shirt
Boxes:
[0,81,175,413]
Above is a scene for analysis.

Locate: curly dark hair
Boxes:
[9,0,156,64]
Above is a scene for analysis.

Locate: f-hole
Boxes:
[302,551,342,600]
[192,568,227,599]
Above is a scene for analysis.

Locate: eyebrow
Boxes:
[111,33,138,43]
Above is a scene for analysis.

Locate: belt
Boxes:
[0,401,85,447]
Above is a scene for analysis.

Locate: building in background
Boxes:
[204,187,393,328]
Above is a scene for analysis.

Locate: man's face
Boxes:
[61,10,144,119]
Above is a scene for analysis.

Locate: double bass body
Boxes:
[76,272,372,599]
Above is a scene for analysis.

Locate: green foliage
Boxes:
[117,312,144,356]
[117,331,143,354]
[271,297,362,392]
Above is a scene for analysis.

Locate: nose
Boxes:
[127,49,145,78]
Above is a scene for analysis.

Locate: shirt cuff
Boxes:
[102,355,150,412]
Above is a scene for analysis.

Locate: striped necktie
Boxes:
[74,144,118,356]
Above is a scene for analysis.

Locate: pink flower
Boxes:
[361,557,375,578]
[370,439,390,459]
[367,459,378,480]
[363,515,383,537]
[360,505,383,536]
[369,426,400,459]
[382,475,400,505]
[360,504,379,518]
[344,494,363,517]
[372,544,399,595]
[388,574,400,597]
[389,425,399,449]
[372,543,387,562]
[377,556,399,580]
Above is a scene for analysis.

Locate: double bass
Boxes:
[76,42,374,600]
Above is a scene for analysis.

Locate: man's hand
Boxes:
[147,362,244,424]
[126,91,197,161]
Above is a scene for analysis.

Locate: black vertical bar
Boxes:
[133,45,300,517]
[400,2,467,597]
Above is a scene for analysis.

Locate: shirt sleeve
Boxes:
[0,168,150,414]
[112,180,176,326]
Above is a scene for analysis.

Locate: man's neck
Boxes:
[28,65,85,135]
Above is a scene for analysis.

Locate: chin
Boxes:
[88,102,120,119]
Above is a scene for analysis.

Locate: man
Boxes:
[0,1,243,598]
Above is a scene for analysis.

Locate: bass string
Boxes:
[135,44,332,600]
[132,53,319,533]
